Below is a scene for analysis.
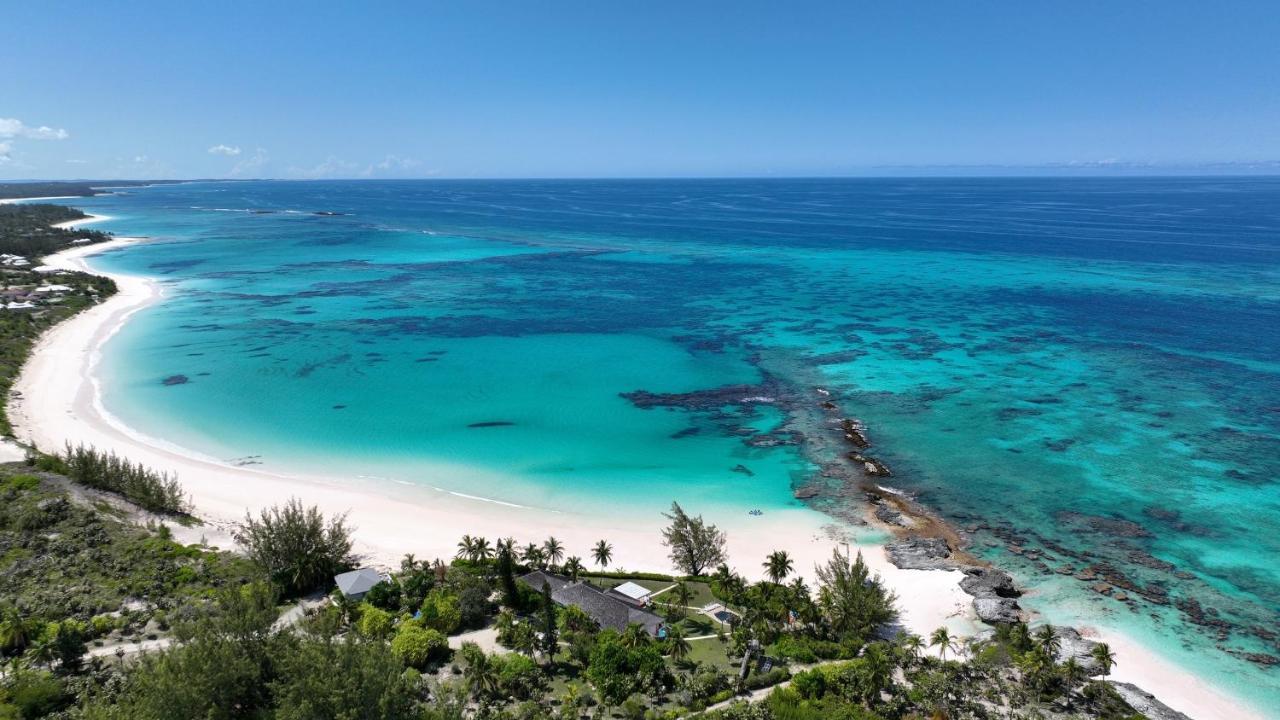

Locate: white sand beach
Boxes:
[6,211,1267,720]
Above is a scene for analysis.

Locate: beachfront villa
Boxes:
[333,567,388,601]
[518,570,664,636]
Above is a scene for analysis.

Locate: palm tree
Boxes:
[431,557,448,582]
[764,550,793,585]
[621,623,650,649]
[563,556,584,581]
[592,539,613,569]
[1061,656,1086,691]
[0,607,32,654]
[674,581,694,608]
[496,537,516,555]
[460,642,499,701]
[1034,623,1061,660]
[1090,642,1116,679]
[456,535,477,560]
[543,537,565,567]
[521,543,545,568]
[787,576,810,601]
[399,553,419,573]
[898,632,924,666]
[930,626,958,661]
[664,624,691,663]
[472,537,493,561]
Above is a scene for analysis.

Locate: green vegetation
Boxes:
[234,497,355,597]
[36,444,190,515]
[0,182,103,200]
[661,501,727,576]
[0,475,1154,719]
[0,201,122,435]
[0,204,110,258]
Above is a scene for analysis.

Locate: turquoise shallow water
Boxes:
[69,179,1278,711]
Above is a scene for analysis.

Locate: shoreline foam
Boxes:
[6,205,1269,720]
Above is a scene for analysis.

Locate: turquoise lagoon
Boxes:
[70,179,1278,710]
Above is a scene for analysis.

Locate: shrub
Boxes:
[1,475,39,493]
[790,668,826,699]
[419,590,461,634]
[494,653,546,700]
[390,624,447,669]
[769,635,850,663]
[357,605,394,639]
[0,669,66,718]
[60,443,190,514]
[743,666,790,691]
[234,499,353,597]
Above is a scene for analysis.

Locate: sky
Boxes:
[2,1,1278,180]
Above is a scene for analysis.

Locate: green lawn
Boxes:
[579,575,674,594]
[684,636,736,672]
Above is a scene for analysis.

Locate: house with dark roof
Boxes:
[519,571,664,636]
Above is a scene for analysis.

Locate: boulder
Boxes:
[1055,626,1102,674]
[1110,682,1193,720]
[959,567,1020,599]
[885,537,951,570]
[973,597,1022,624]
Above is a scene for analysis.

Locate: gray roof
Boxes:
[519,571,663,635]
[520,570,569,595]
[335,567,384,597]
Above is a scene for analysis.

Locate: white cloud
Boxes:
[291,155,362,179]
[134,155,149,163]
[375,154,421,171]
[0,141,11,164]
[208,144,242,156]
[0,118,69,141]
[230,147,269,177]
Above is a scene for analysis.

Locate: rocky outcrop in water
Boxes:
[960,566,1020,598]
[961,567,1024,623]
[621,382,781,410]
[885,537,951,570]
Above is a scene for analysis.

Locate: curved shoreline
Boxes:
[7,206,1269,719]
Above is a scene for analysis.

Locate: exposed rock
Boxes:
[885,537,951,570]
[874,505,911,527]
[840,418,870,448]
[1055,626,1102,674]
[1110,682,1192,720]
[973,597,1022,624]
[621,383,778,410]
[960,567,1021,599]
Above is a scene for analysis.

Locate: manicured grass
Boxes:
[579,575,674,594]
[685,635,737,672]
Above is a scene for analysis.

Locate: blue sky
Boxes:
[2,1,1277,179]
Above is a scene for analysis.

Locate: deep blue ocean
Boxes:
[69,178,1278,710]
